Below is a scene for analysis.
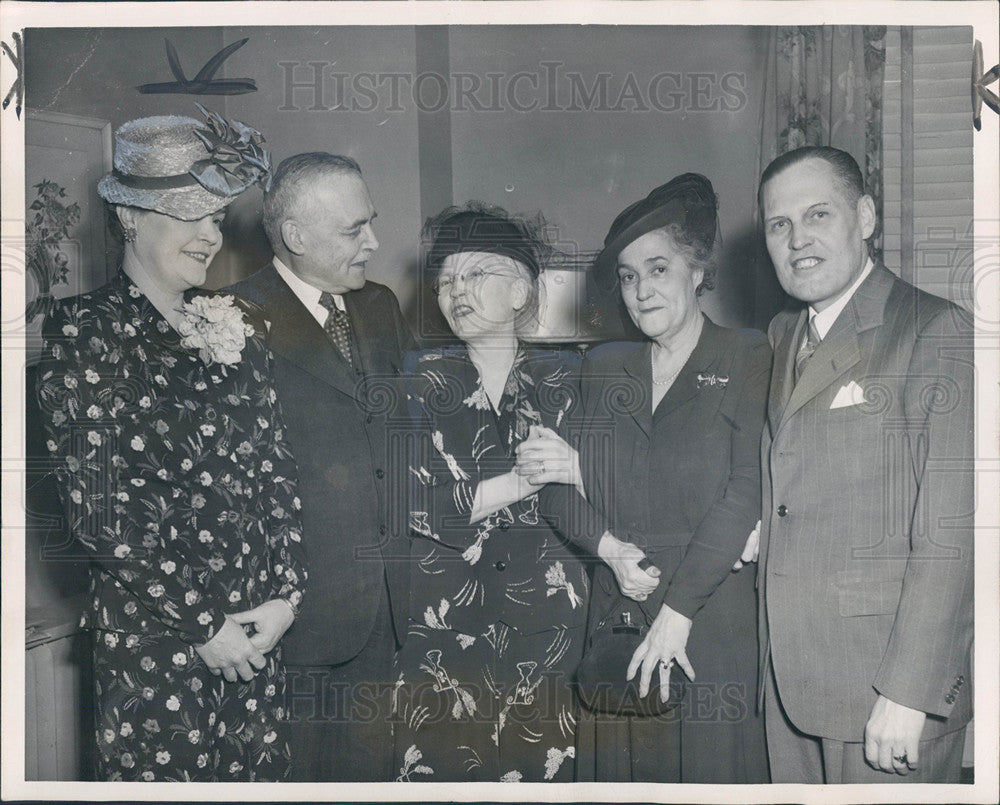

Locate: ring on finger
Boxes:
[892,753,907,764]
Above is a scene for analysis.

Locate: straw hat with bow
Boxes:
[98,103,270,221]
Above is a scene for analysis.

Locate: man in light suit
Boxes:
[229,153,414,780]
[757,146,973,783]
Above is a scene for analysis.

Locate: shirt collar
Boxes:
[272,256,345,311]
[809,257,874,339]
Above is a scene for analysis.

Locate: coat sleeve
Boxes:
[662,335,772,619]
[872,305,974,718]
[36,300,228,644]
[257,340,309,614]
[537,349,616,556]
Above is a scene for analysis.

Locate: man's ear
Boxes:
[858,194,876,240]
[281,219,306,256]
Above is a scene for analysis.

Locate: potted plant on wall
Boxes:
[24,179,81,323]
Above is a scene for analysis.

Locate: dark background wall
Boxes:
[448,25,768,328]
[25,24,774,337]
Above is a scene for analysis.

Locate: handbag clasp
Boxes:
[612,610,640,635]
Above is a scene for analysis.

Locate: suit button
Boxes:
[777,505,788,517]
[366,414,374,424]
[375,468,385,479]
[494,560,507,571]
[957,675,965,684]
[945,693,955,704]
[379,525,387,536]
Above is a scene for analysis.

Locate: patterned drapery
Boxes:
[753,26,887,326]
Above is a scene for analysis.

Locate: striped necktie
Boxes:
[318,292,354,368]
[794,317,821,383]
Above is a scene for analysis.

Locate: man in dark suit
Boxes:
[229,153,414,780]
[757,146,973,783]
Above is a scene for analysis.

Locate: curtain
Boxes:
[752,26,887,327]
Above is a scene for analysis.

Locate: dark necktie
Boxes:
[794,317,821,383]
[318,292,354,368]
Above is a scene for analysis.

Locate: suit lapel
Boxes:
[781,314,861,424]
[621,344,653,440]
[653,315,721,421]
[776,265,895,430]
[257,265,359,396]
[343,285,389,377]
[768,309,806,431]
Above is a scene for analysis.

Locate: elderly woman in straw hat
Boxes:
[36,106,307,781]
[516,174,769,782]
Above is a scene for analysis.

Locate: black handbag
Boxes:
[574,595,685,717]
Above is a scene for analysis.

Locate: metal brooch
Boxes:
[696,373,729,388]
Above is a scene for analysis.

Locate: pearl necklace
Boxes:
[651,363,685,387]
[650,317,702,388]
[651,339,697,387]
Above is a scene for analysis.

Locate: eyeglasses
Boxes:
[431,267,513,295]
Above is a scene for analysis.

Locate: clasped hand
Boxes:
[194,599,295,682]
[597,532,660,601]
[514,425,583,488]
[194,616,266,683]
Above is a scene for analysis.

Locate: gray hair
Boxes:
[262,152,362,252]
[641,223,717,296]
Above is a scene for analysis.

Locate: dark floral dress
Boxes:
[392,346,588,783]
[36,270,308,781]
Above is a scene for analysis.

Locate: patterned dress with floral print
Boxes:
[36,271,308,781]
[392,346,588,783]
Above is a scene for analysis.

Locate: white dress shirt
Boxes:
[272,257,345,327]
[807,257,875,340]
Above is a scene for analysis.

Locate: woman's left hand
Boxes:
[627,604,695,701]
[230,599,295,654]
[514,425,583,487]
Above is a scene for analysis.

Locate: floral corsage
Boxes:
[177,294,255,366]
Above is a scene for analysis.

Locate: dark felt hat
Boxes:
[593,173,718,288]
[426,208,540,277]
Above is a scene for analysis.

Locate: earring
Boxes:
[123,226,137,243]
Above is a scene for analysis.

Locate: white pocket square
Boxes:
[830,380,866,409]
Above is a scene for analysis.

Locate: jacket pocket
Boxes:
[835,571,903,617]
